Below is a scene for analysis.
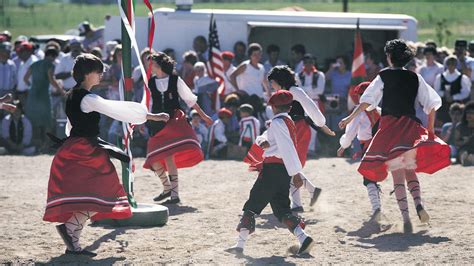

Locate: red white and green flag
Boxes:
[350,19,366,86]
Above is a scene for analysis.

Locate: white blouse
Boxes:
[65,94,149,137]
[433,70,472,101]
[153,76,198,108]
[339,108,378,149]
[360,73,442,115]
[289,86,326,127]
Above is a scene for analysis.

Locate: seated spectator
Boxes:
[440,103,464,160]
[212,93,240,133]
[190,109,209,151]
[263,44,285,75]
[238,103,260,149]
[193,62,219,116]
[1,102,35,155]
[454,101,474,166]
[179,50,198,90]
[221,51,236,96]
[434,56,471,124]
[207,108,233,158]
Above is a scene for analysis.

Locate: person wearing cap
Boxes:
[337,81,383,222]
[267,65,334,213]
[227,90,314,256]
[339,39,449,233]
[419,46,444,88]
[263,44,285,75]
[15,41,38,107]
[238,103,260,149]
[0,31,12,42]
[1,101,35,155]
[434,55,472,124]
[0,41,17,102]
[453,39,473,77]
[78,21,105,52]
[189,109,208,150]
[221,51,236,95]
[23,47,63,152]
[207,107,233,158]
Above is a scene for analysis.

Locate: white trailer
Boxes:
[104,6,417,67]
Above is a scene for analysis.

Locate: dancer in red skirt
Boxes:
[143,52,213,204]
[337,81,383,221]
[267,65,335,212]
[339,39,451,233]
[43,54,169,256]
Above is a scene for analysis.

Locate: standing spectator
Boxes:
[291,44,306,73]
[12,35,29,68]
[455,101,474,166]
[453,39,473,77]
[434,56,472,124]
[54,39,83,120]
[365,52,382,81]
[263,44,285,75]
[179,50,198,90]
[440,103,464,160]
[0,42,17,99]
[193,35,208,63]
[419,46,444,88]
[1,102,35,155]
[232,41,246,66]
[23,48,62,152]
[221,51,236,95]
[193,62,219,116]
[15,42,37,107]
[325,55,352,130]
[230,43,270,100]
[132,47,154,103]
[78,21,105,52]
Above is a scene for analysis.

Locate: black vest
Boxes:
[65,88,101,138]
[440,73,462,96]
[298,71,319,88]
[289,100,305,121]
[9,117,24,144]
[379,68,419,117]
[148,74,180,116]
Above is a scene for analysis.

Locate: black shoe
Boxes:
[56,224,74,251]
[297,236,315,255]
[291,206,304,213]
[162,197,180,205]
[309,187,322,207]
[65,249,97,257]
[153,191,171,202]
[416,204,430,224]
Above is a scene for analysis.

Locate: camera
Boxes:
[322,94,345,114]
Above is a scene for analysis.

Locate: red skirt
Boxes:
[43,137,132,223]
[295,119,311,166]
[359,115,451,182]
[143,109,203,170]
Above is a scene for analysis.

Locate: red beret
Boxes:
[221,51,234,60]
[218,108,233,118]
[16,41,33,52]
[353,81,371,95]
[268,90,293,106]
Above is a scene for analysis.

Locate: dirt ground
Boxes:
[0,155,473,264]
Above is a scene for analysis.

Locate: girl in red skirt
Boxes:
[143,52,213,204]
[267,65,335,212]
[43,54,169,256]
[339,39,451,233]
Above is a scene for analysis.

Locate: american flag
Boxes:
[207,14,225,109]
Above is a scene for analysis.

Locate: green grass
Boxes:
[1,1,473,47]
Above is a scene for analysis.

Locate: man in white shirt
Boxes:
[434,56,472,123]
[14,42,37,107]
[226,90,314,256]
[263,44,285,75]
[418,46,444,88]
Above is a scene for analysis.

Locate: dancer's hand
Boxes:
[202,115,213,127]
[338,116,351,129]
[321,125,336,136]
[259,141,270,149]
[1,103,16,112]
[147,113,170,122]
[337,146,345,157]
[293,173,303,188]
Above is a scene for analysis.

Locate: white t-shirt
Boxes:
[54,54,77,89]
[236,60,265,98]
[16,55,38,92]
[223,65,236,95]
[419,61,444,87]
